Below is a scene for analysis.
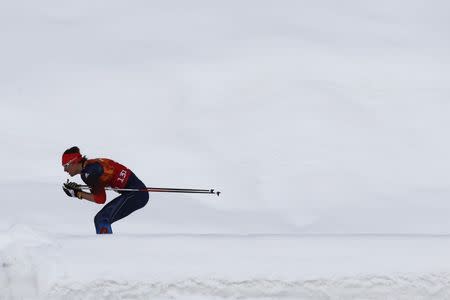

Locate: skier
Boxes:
[61,146,149,234]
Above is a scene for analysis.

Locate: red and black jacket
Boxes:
[81,158,131,204]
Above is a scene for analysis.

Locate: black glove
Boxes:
[63,180,82,199]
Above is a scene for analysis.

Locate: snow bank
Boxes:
[0,225,55,299]
[47,274,450,300]
[2,224,450,299]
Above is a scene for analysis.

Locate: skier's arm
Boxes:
[80,162,107,204]
[79,186,106,204]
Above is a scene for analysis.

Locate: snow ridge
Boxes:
[46,274,450,300]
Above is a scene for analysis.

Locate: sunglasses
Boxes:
[63,158,77,171]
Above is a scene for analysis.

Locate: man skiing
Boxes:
[61,146,149,234]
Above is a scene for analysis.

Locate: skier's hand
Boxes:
[62,180,82,199]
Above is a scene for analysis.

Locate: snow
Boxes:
[1,0,450,299]
[3,225,450,299]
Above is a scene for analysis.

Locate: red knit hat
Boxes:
[61,152,82,166]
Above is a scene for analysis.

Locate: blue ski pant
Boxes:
[94,172,149,234]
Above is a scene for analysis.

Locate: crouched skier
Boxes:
[61,146,149,234]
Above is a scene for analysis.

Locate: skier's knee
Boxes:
[94,212,103,225]
[138,192,149,209]
[143,192,149,205]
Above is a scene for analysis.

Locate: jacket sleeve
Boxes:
[82,163,107,204]
[90,186,107,204]
[82,163,104,187]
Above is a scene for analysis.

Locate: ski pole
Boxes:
[79,185,221,196]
